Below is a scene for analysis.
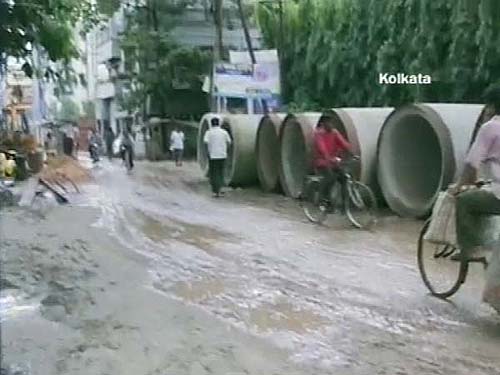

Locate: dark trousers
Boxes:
[317,166,344,202]
[209,158,225,194]
[106,141,113,159]
[121,145,134,168]
[63,137,74,156]
[173,149,183,164]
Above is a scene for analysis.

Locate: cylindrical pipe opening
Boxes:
[220,114,261,187]
[279,114,319,198]
[256,115,283,192]
[221,118,234,185]
[378,110,447,217]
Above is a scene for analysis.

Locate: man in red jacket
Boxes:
[313,118,353,206]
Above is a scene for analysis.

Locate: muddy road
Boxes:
[2,159,500,374]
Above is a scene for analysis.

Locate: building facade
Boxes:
[88,8,129,136]
[86,0,262,135]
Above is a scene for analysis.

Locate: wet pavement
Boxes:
[44,159,500,373]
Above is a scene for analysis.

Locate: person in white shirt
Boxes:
[170,126,185,166]
[450,85,500,261]
[203,117,232,197]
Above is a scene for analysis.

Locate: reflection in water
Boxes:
[130,209,239,255]
[0,293,39,322]
[171,278,226,302]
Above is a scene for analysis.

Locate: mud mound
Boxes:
[41,156,91,185]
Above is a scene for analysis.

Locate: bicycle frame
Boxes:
[327,163,355,211]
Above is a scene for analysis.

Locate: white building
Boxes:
[89,8,128,136]
[170,2,262,50]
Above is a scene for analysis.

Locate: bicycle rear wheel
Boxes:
[417,219,468,298]
[345,181,377,229]
[301,179,328,224]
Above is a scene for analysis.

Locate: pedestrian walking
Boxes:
[104,126,115,160]
[120,130,135,170]
[62,131,74,157]
[73,125,80,157]
[170,126,185,166]
[203,117,231,197]
[44,131,56,153]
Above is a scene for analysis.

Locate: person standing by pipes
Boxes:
[170,126,185,167]
[204,117,231,197]
[313,118,353,210]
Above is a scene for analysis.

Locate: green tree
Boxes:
[0,0,100,67]
[118,0,211,119]
[257,0,500,109]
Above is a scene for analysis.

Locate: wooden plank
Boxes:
[39,178,69,204]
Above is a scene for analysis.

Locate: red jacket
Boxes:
[313,128,351,169]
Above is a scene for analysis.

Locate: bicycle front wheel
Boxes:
[345,181,377,229]
[301,179,328,224]
[417,219,468,298]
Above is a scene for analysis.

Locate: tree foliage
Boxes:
[118,0,211,118]
[257,0,500,109]
[0,0,100,64]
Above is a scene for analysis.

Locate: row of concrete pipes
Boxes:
[197,104,487,218]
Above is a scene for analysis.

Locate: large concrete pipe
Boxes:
[255,113,286,192]
[377,103,484,218]
[321,108,393,197]
[279,113,322,198]
[222,114,263,186]
[197,113,220,174]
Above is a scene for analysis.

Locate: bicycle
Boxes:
[300,156,377,229]
[417,181,491,298]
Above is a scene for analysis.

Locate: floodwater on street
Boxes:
[79,158,500,374]
[3,157,500,375]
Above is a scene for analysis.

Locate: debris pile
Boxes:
[41,156,91,190]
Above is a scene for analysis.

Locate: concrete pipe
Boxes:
[255,113,286,192]
[222,114,263,186]
[197,113,219,174]
[377,103,484,218]
[321,108,393,197]
[279,112,322,198]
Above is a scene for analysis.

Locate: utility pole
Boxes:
[236,0,256,64]
[213,0,224,60]
[209,0,224,112]
[259,0,285,106]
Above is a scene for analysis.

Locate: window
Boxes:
[226,97,247,114]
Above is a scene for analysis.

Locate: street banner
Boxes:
[213,61,280,97]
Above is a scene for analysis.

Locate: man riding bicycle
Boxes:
[313,118,353,210]
[449,85,500,260]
